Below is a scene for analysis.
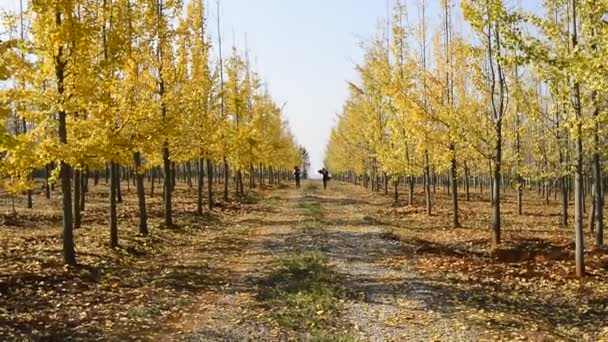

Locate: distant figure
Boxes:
[318,168,331,189]
[293,166,301,189]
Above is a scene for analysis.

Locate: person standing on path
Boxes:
[318,168,331,190]
[293,166,301,189]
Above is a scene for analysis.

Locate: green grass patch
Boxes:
[300,220,325,232]
[305,182,320,191]
[298,200,322,218]
[257,251,347,333]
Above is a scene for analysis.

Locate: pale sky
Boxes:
[212,0,443,173]
[211,0,387,173]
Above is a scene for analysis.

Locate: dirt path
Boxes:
[317,183,480,341]
[171,181,483,341]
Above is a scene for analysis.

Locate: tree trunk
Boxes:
[450,154,460,228]
[73,169,81,229]
[383,173,389,195]
[491,122,502,246]
[134,152,148,235]
[150,167,156,198]
[26,184,32,209]
[188,162,193,189]
[394,178,399,203]
[163,143,173,227]
[55,10,75,265]
[60,161,75,265]
[105,163,109,184]
[223,157,229,201]
[126,167,130,191]
[237,170,244,196]
[207,159,214,210]
[44,164,51,199]
[592,91,604,246]
[116,165,122,204]
[80,167,87,212]
[572,0,585,277]
[562,176,569,227]
[197,158,204,215]
[464,161,470,202]
[590,185,596,234]
[171,161,177,191]
[408,175,414,206]
[110,162,118,247]
[424,152,432,216]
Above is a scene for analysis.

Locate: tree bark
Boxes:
[572,0,585,277]
[163,143,173,227]
[80,167,87,211]
[394,177,399,203]
[223,157,229,201]
[197,158,204,215]
[592,91,604,246]
[491,121,502,246]
[424,152,432,215]
[207,159,214,210]
[408,175,414,206]
[450,153,460,228]
[464,161,470,202]
[115,165,122,204]
[134,152,148,235]
[73,169,81,229]
[44,164,51,199]
[150,167,156,198]
[110,162,118,247]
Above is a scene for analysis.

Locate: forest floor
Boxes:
[2,179,608,341]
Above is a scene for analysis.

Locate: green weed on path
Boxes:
[256,251,353,340]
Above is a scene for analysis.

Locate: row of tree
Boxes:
[0,0,302,265]
[324,0,607,277]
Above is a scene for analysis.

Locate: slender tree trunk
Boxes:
[171,161,176,191]
[105,163,109,184]
[424,152,432,215]
[80,167,87,212]
[73,169,81,229]
[572,0,585,277]
[126,167,130,191]
[408,175,414,206]
[464,161,470,202]
[491,122,502,246]
[44,164,51,199]
[562,175,569,227]
[592,91,604,246]
[223,158,229,201]
[134,152,148,235]
[54,17,75,263]
[207,159,213,210]
[110,162,118,248]
[163,143,173,227]
[590,185,596,234]
[394,178,399,203]
[188,162,193,189]
[450,153,460,228]
[26,186,32,209]
[60,161,75,264]
[115,165,122,203]
[237,170,244,196]
[197,158,204,215]
[150,168,156,198]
